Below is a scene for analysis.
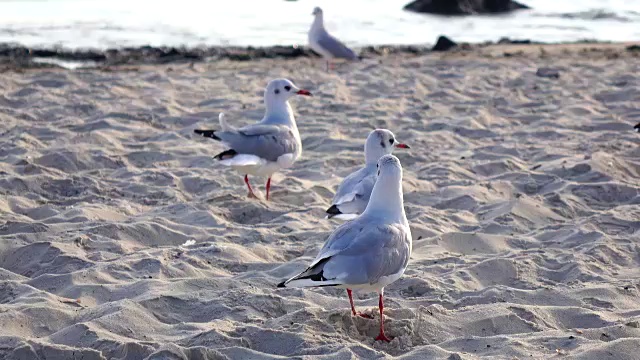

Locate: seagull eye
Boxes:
[284,85,291,92]
[389,138,395,144]
[274,89,280,94]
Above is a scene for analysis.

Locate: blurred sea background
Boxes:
[0,0,639,49]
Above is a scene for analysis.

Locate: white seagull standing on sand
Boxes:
[308,6,359,71]
[278,154,412,342]
[194,78,312,200]
[326,129,409,220]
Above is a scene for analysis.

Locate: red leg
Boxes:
[347,289,356,316]
[244,175,256,198]
[347,289,373,319]
[265,177,271,201]
[375,291,391,342]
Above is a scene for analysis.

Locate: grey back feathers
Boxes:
[315,34,358,60]
[212,124,299,162]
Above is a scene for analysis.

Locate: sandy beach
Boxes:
[1,43,639,359]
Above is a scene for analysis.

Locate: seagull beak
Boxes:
[395,143,410,149]
[296,89,312,96]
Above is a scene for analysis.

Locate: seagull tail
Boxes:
[194,129,220,141]
[194,112,236,140]
[634,122,640,132]
[277,258,341,288]
[278,278,342,288]
[214,149,238,161]
[325,204,342,219]
[325,205,358,220]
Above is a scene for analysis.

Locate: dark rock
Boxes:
[498,37,532,44]
[404,0,530,16]
[432,36,458,51]
[627,45,640,52]
[359,45,430,57]
[536,67,560,79]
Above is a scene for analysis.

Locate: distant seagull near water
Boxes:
[308,6,359,71]
[278,155,412,342]
[194,79,311,200]
[326,129,409,220]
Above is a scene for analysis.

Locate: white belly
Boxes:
[337,267,406,293]
[226,152,299,178]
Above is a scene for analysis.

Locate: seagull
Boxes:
[278,154,412,342]
[635,122,640,132]
[326,129,409,220]
[308,6,359,71]
[194,78,312,200]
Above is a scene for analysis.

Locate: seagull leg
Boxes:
[347,289,357,315]
[347,289,373,319]
[265,177,272,201]
[374,289,391,342]
[244,175,257,198]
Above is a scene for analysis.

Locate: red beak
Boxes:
[296,89,312,96]
[395,143,410,149]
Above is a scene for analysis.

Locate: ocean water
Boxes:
[0,0,639,49]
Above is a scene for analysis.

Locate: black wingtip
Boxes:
[325,204,342,219]
[214,149,237,160]
[634,122,640,132]
[277,281,286,288]
[194,129,220,140]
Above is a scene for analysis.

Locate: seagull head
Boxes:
[312,7,323,16]
[265,79,312,103]
[376,154,403,182]
[364,154,406,217]
[365,129,410,164]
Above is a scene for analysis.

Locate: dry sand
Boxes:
[1,44,639,359]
